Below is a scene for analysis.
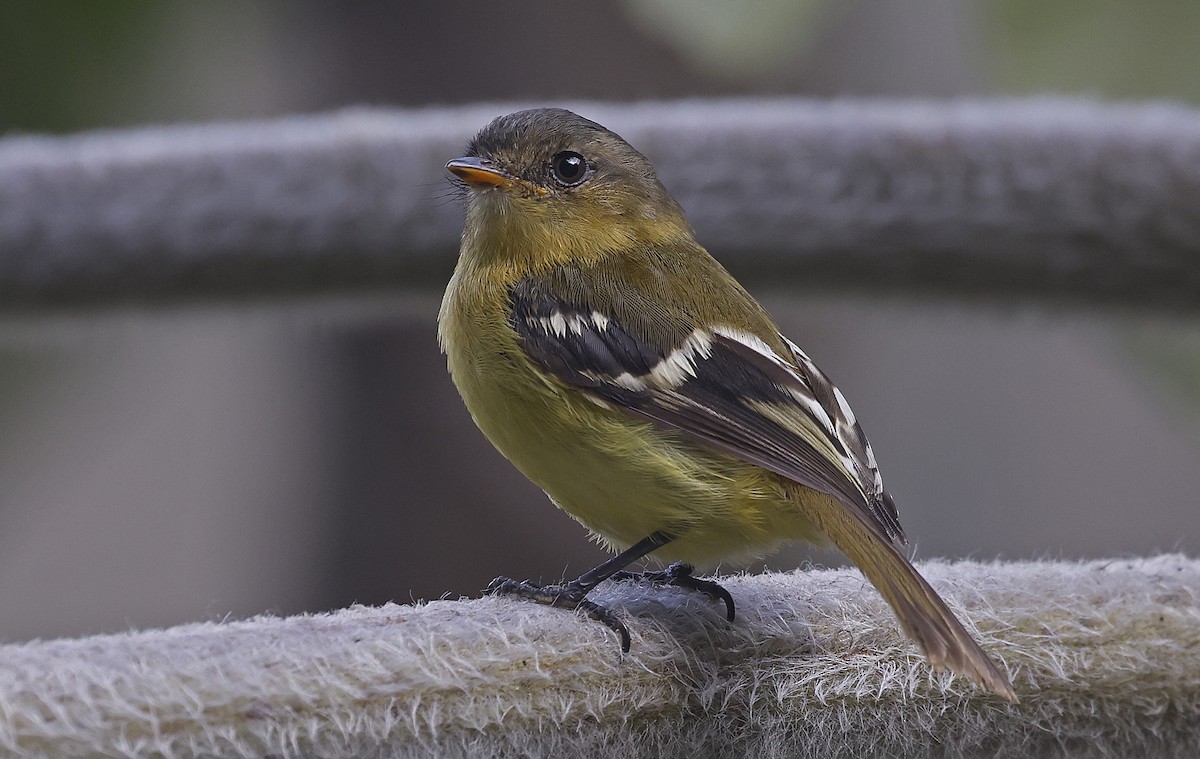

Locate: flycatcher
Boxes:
[439,108,1015,700]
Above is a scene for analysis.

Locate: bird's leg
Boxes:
[485,531,673,652]
[611,561,735,622]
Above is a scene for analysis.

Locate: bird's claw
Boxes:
[485,575,632,652]
[611,561,736,621]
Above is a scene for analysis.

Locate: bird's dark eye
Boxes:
[550,151,589,186]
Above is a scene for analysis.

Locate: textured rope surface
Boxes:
[2,556,1197,757]
[2,98,1200,307]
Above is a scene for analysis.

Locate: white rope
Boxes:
[2,556,1197,757]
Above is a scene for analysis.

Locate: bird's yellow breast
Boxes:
[438,260,823,566]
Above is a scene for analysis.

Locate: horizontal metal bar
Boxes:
[2,98,1199,309]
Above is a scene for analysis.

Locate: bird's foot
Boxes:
[485,576,632,652]
[611,561,735,621]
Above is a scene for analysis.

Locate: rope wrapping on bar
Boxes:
[1,556,1197,757]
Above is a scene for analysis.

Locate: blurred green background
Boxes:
[2,0,1199,642]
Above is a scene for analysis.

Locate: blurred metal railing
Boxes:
[2,98,1200,309]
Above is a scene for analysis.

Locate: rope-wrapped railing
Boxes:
[1,98,1200,309]
[1,556,1197,757]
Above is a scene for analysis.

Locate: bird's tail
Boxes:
[799,491,1017,701]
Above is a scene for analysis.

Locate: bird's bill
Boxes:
[446,157,513,188]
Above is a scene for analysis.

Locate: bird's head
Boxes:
[447,108,690,269]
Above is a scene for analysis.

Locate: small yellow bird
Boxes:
[439,108,1015,700]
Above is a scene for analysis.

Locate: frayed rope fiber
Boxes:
[2,556,1198,757]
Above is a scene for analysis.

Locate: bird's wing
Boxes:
[508,275,906,545]
[509,273,1019,701]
